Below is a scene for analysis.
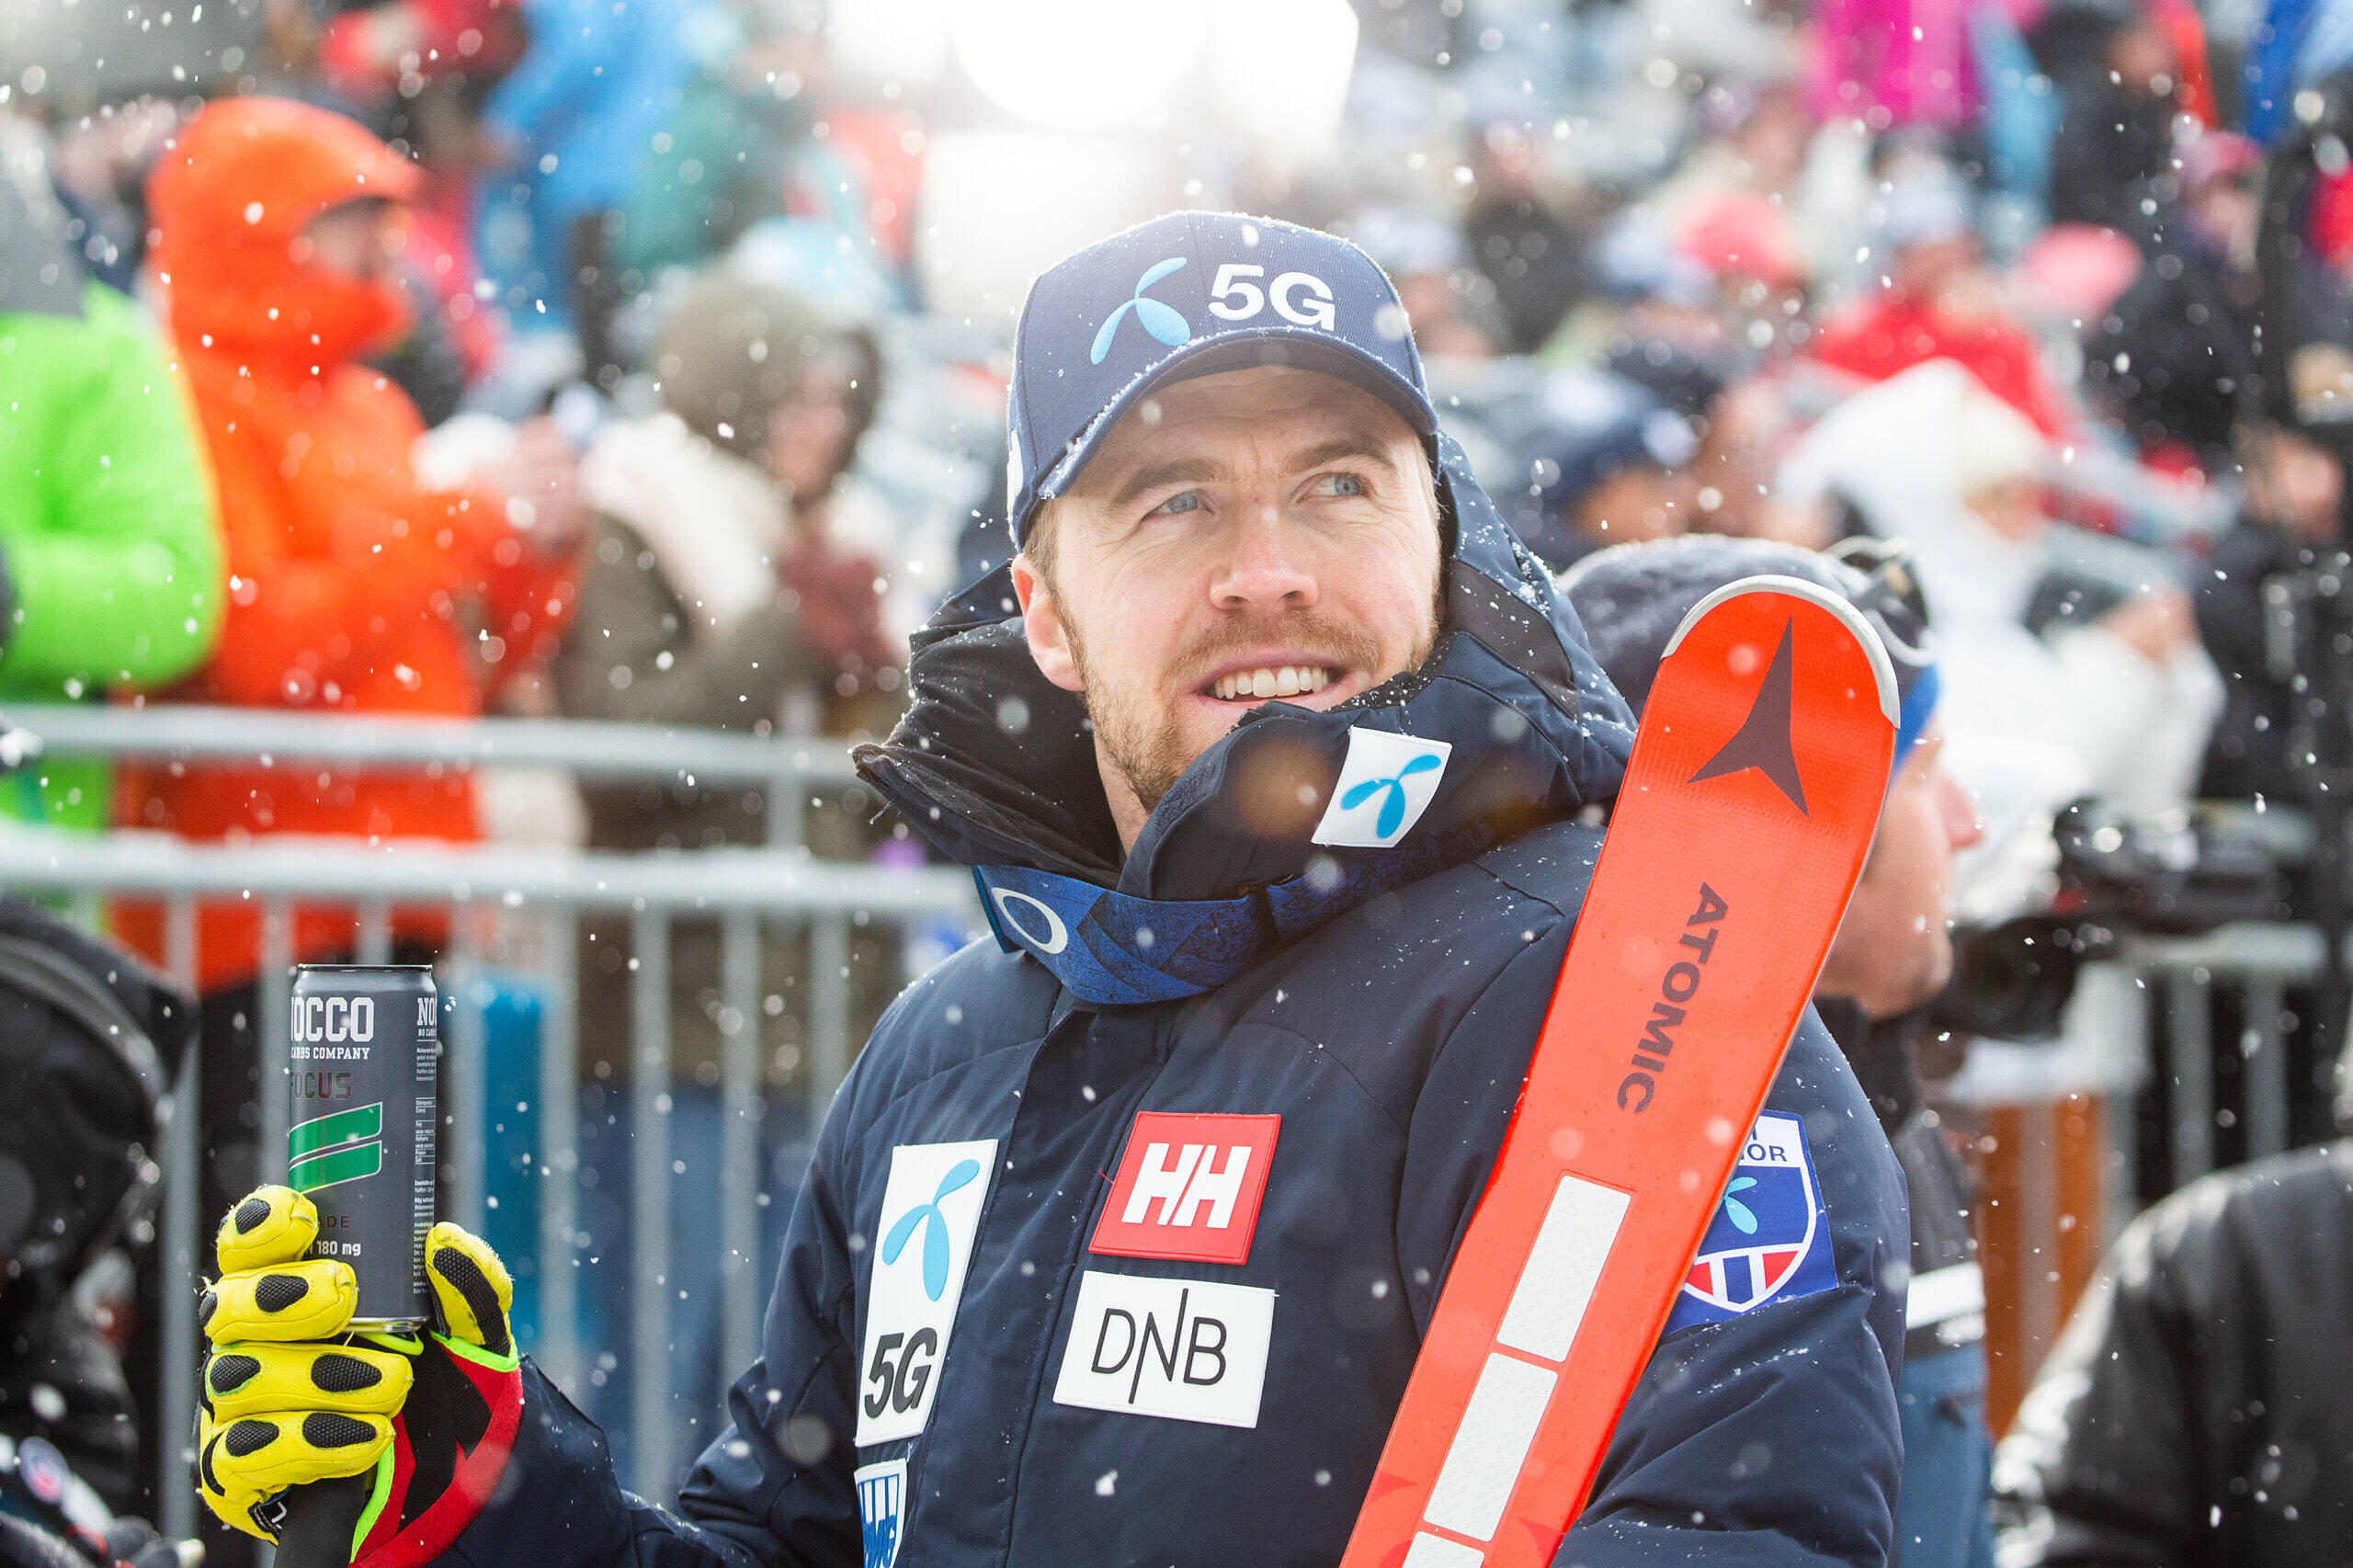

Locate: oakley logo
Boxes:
[1090,256,1191,364]
[989,886,1070,955]
[883,1157,983,1301]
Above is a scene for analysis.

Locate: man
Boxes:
[1566,536,1994,1568]
[0,159,221,829]
[1495,369,1696,572]
[2082,132,2264,474]
[2193,420,2343,809]
[1990,1134,2353,1565]
[191,213,1906,1566]
[1809,174,2075,437]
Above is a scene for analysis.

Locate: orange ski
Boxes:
[1342,577,1897,1568]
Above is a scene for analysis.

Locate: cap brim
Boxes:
[1037,326,1439,506]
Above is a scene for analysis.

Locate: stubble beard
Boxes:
[1063,606,1404,820]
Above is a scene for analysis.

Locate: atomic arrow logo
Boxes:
[1690,620,1808,814]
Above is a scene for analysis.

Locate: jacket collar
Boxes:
[856,434,1635,1004]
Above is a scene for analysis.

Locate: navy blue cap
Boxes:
[1006,211,1438,545]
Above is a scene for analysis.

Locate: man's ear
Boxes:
[1012,555,1085,694]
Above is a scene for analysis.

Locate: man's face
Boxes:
[1574,463,1688,550]
[2188,176,2259,261]
[292,197,404,283]
[1014,365,1444,849]
[1815,728,1984,1019]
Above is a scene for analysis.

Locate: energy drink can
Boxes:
[288,964,438,1329]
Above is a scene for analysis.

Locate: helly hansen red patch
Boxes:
[1090,1113,1279,1267]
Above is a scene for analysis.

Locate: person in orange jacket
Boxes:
[114,96,578,1232]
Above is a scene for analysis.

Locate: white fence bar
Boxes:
[811,921,851,1108]
[10,704,860,789]
[2165,971,2214,1184]
[357,900,392,966]
[0,828,972,913]
[258,903,294,1186]
[720,913,762,1383]
[446,921,486,1236]
[536,903,582,1393]
[630,911,674,1498]
[156,898,200,1540]
[2241,977,2290,1161]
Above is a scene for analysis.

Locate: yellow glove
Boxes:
[195,1186,518,1551]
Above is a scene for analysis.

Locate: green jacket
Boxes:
[0,281,223,827]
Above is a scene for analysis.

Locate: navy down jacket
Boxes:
[432,441,1907,1568]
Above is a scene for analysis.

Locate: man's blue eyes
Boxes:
[1147,475,1365,516]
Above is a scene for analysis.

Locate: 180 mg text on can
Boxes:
[288,965,438,1329]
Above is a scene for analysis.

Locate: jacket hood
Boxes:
[580,412,790,638]
[855,434,1636,1004]
[654,275,883,471]
[147,96,420,365]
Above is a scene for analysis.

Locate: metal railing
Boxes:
[7,703,861,847]
[2115,922,2333,1184]
[0,705,982,1535]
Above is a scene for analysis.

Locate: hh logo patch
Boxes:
[856,1139,996,1446]
[1090,1112,1279,1266]
[1664,1111,1836,1334]
[855,1458,906,1568]
[1313,728,1451,848]
[1053,1270,1276,1428]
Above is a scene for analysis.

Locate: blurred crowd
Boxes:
[7,0,2353,1561]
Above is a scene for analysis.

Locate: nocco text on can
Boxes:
[288,964,438,1329]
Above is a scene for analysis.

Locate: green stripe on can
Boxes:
[290,1141,383,1192]
[289,1101,383,1162]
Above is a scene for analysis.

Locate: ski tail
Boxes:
[1341,578,1898,1568]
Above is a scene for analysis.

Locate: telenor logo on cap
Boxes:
[1091,256,1192,364]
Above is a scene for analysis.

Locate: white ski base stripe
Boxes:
[1422,1352,1556,1542]
[1495,1175,1630,1364]
[1404,1532,1487,1568]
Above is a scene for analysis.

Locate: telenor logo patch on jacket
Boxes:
[1313,728,1451,848]
[857,1140,997,1445]
[1664,1112,1836,1334]
[1090,1112,1279,1266]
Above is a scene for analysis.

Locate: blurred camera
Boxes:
[1931,799,2283,1041]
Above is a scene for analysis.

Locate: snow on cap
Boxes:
[1005,211,1437,546]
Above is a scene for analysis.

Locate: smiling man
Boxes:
[191,214,1906,1568]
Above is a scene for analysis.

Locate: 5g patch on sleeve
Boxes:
[857,1140,997,1447]
[1663,1112,1837,1335]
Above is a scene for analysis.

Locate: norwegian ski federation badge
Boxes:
[857,1458,907,1568]
[1665,1111,1836,1332]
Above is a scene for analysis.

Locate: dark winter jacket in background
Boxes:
[2047,79,2177,235]
[2193,516,2302,806]
[1991,1140,2353,1566]
[429,440,1909,1567]
[2081,232,2257,470]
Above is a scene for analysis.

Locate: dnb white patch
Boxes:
[856,1458,906,1568]
[1052,1269,1275,1428]
[1313,727,1451,847]
[856,1140,996,1446]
